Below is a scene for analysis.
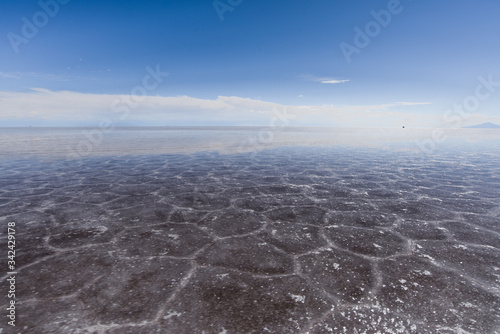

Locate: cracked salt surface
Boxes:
[0,132,500,333]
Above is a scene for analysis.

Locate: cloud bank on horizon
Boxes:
[3,88,496,128]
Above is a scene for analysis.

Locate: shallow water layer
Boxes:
[1,126,500,160]
[0,128,500,333]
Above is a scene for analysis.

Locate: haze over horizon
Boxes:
[1,0,500,128]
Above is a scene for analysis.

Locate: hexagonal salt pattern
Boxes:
[1,146,499,333]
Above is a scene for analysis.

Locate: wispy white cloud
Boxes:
[0,72,21,79]
[301,74,350,84]
[320,79,350,84]
[0,71,70,81]
[393,102,432,106]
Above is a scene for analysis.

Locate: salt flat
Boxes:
[0,128,499,333]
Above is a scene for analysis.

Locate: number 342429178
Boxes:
[7,222,15,271]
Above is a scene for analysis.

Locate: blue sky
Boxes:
[1,0,500,127]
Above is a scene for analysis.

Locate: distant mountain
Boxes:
[464,122,500,129]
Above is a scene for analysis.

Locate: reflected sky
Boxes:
[1,127,500,161]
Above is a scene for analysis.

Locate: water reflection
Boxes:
[0,127,499,160]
